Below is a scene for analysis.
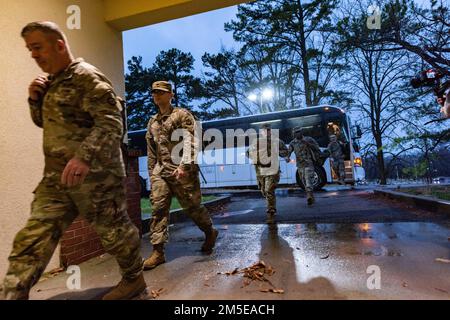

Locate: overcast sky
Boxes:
[122,0,439,76]
[122,5,239,75]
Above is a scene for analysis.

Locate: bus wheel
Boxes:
[296,166,326,191]
[313,166,327,191]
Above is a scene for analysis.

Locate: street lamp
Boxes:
[247,87,274,111]
[262,88,274,100]
[248,93,258,102]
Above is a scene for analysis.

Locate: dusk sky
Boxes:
[121,0,436,76]
[122,5,240,76]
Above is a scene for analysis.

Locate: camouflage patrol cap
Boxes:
[293,126,303,133]
[152,81,173,93]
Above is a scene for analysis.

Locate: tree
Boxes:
[125,49,204,129]
[237,42,303,113]
[199,48,250,119]
[225,0,345,107]
[338,0,450,75]
[125,56,159,130]
[396,116,450,182]
[153,48,201,110]
[335,0,429,184]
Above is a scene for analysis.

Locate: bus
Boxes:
[128,105,365,194]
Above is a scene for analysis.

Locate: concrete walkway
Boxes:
[28,189,450,300]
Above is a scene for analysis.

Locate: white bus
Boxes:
[129,105,365,195]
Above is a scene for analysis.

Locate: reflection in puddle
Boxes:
[216,210,254,218]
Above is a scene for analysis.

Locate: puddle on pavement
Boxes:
[282,222,449,258]
[216,210,254,218]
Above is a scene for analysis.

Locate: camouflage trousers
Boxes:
[298,165,315,192]
[149,170,212,245]
[3,172,143,299]
[332,157,345,181]
[256,172,280,213]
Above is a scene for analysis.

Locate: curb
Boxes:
[374,189,450,216]
[202,188,299,197]
[141,196,232,234]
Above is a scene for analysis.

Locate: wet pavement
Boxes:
[30,189,450,300]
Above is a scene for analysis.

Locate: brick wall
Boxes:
[59,149,143,267]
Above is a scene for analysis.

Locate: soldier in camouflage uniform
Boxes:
[327,122,342,141]
[286,127,320,206]
[246,124,289,223]
[143,81,218,270]
[2,22,146,300]
[327,135,346,184]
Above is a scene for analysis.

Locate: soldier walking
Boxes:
[3,22,146,300]
[143,81,218,270]
[287,127,321,206]
[328,135,346,184]
[246,124,289,223]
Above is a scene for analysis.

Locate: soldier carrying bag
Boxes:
[304,138,330,166]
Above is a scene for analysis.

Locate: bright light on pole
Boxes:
[248,93,258,102]
[262,88,274,100]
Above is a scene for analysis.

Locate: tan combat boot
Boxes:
[143,244,166,270]
[3,289,29,300]
[307,192,315,206]
[102,273,147,300]
[201,228,219,253]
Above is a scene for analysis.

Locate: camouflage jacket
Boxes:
[327,141,344,160]
[287,136,320,168]
[246,136,289,176]
[28,58,126,177]
[146,106,199,178]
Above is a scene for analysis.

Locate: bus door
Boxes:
[324,115,355,183]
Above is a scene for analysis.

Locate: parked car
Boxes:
[432,176,450,184]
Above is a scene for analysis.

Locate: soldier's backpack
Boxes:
[304,137,330,166]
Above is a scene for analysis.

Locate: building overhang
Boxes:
[104,0,249,31]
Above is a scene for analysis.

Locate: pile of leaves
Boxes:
[219,261,284,294]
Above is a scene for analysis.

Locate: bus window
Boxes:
[283,115,327,146]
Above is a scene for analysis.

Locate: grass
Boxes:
[400,186,450,201]
[141,195,217,220]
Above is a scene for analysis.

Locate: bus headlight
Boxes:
[354,157,362,167]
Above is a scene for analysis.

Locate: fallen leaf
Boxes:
[49,267,65,275]
[228,268,239,275]
[260,288,284,294]
[435,258,450,264]
[272,289,284,294]
[151,288,165,299]
[402,282,408,288]
[435,288,449,294]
